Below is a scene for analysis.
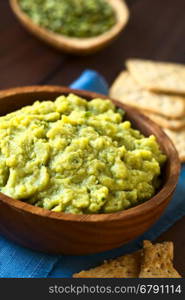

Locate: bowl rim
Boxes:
[0,85,180,223]
[9,0,129,52]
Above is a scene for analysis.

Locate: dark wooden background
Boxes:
[0,0,185,277]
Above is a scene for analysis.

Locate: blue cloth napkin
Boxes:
[0,70,185,278]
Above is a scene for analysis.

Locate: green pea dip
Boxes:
[19,0,116,38]
[0,94,166,214]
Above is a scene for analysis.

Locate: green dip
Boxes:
[0,94,166,214]
[19,0,116,38]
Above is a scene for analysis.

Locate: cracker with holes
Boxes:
[144,112,185,131]
[126,59,185,94]
[139,240,181,278]
[73,251,142,278]
[110,71,185,119]
[164,128,185,162]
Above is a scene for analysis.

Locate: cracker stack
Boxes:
[73,240,181,278]
[110,59,185,162]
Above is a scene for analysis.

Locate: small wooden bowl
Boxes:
[0,86,180,255]
[9,0,129,55]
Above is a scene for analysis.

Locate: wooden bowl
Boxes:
[9,0,129,55]
[0,86,180,255]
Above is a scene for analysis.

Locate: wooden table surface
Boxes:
[0,0,185,277]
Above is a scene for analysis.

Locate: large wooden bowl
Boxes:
[9,0,129,55]
[0,86,180,254]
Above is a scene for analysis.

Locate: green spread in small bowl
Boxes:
[0,94,166,214]
[19,0,117,38]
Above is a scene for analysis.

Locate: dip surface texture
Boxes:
[19,0,116,38]
[0,94,166,214]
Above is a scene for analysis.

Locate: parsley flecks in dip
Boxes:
[0,94,166,214]
[19,0,116,38]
